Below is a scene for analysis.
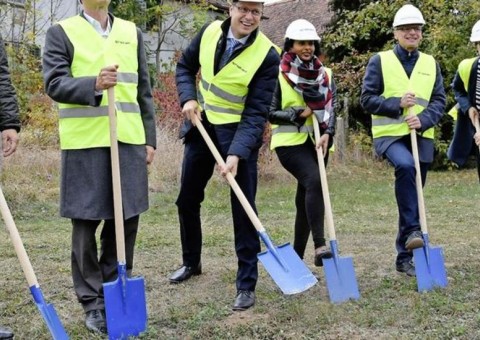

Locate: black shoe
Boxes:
[232,290,255,311]
[0,326,13,340]
[314,246,333,267]
[396,261,416,277]
[405,230,424,251]
[85,309,107,334]
[169,264,202,283]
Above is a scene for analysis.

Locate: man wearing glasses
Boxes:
[360,4,445,277]
[170,0,280,311]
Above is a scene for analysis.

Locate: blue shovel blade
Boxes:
[323,256,360,304]
[30,286,69,340]
[104,275,147,340]
[258,242,317,295]
[413,245,448,292]
[37,303,69,340]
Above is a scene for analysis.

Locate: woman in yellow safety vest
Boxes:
[268,19,334,266]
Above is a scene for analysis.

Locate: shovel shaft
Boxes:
[193,116,266,234]
[0,186,38,287]
[410,128,428,234]
[107,87,126,263]
[312,115,336,240]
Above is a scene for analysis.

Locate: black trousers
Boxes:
[275,139,328,259]
[176,125,261,291]
[71,216,139,312]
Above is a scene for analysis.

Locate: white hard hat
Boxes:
[284,19,320,41]
[470,20,480,42]
[393,4,425,28]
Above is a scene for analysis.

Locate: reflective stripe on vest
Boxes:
[57,15,145,150]
[198,21,274,124]
[372,50,436,139]
[458,57,478,92]
[270,74,314,150]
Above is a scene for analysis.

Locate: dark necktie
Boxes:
[220,38,241,69]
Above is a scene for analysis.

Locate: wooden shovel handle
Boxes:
[410,128,428,234]
[108,87,126,263]
[312,115,336,241]
[192,115,266,233]
[0,186,38,287]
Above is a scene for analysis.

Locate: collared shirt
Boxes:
[83,11,111,38]
[225,28,249,47]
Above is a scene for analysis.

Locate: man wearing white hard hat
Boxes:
[268,19,335,266]
[171,0,280,311]
[447,19,480,182]
[361,4,446,277]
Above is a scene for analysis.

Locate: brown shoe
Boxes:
[405,231,424,251]
[314,246,333,267]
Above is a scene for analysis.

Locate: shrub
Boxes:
[20,93,59,148]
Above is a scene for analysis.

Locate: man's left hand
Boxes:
[221,155,239,178]
[405,114,421,130]
[146,145,155,164]
[2,129,19,157]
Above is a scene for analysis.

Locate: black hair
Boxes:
[283,38,322,57]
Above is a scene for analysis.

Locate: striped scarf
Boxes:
[280,52,333,124]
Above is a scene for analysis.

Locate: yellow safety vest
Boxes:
[57,15,145,150]
[198,21,274,125]
[371,50,436,139]
[458,57,478,92]
[447,104,459,121]
[270,74,314,150]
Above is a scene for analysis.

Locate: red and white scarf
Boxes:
[280,52,333,124]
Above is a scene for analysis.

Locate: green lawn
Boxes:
[0,146,479,339]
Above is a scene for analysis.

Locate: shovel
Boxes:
[0,186,69,339]
[410,128,448,292]
[312,114,360,303]
[192,115,317,295]
[103,87,147,339]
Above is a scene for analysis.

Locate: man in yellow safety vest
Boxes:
[42,0,156,333]
[360,4,446,277]
[170,0,280,311]
[447,19,480,181]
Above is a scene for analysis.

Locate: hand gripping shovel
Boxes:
[410,129,448,292]
[0,187,69,339]
[312,114,360,303]
[192,115,317,294]
[103,87,147,339]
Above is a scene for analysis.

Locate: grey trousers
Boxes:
[71,216,139,312]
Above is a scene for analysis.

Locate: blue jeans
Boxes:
[384,139,429,266]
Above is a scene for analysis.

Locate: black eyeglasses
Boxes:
[396,25,423,33]
[233,4,263,18]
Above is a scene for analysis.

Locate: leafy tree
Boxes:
[110,0,213,74]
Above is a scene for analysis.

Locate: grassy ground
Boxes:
[0,139,480,339]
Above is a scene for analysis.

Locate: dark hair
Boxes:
[283,38,322,57]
